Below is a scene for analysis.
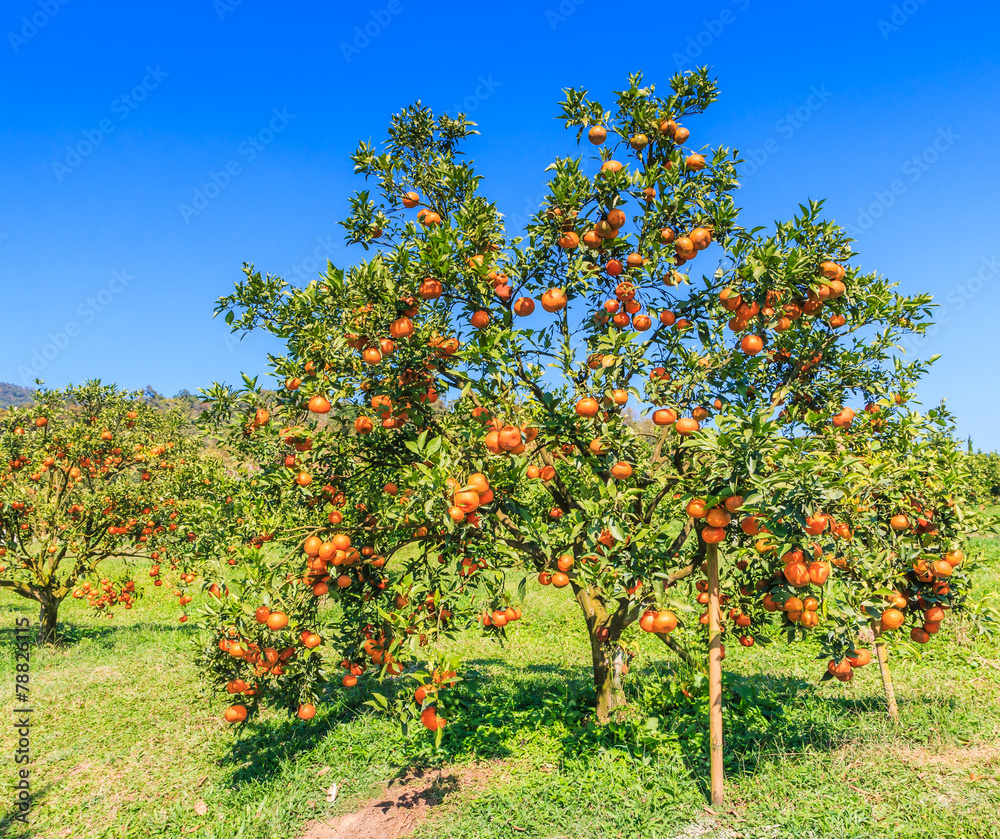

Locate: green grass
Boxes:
[2,540,999,839]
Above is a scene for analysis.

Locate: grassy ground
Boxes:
[2,536,999,839]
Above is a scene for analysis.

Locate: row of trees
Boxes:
[0,382,224,642]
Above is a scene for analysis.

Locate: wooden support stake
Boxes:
[707,542,724,806]
[872,623,899,722]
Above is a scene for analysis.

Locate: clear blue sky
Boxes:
[2,0,998,447]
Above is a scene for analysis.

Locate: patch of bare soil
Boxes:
[300,762,498,839]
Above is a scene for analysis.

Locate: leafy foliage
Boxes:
[197,70,985,732]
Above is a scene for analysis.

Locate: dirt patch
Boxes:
[890,743,1000,772]
[300,762,499,839]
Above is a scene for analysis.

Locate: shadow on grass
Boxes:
[214,656,904,800]
[0,783,54,839]
[0,618,196,649]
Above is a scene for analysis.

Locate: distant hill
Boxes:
[0,382,36,408]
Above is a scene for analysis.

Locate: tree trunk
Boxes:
[574,585,628,723]
[37,591,60,644]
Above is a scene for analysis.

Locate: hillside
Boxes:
[0,382,35,407]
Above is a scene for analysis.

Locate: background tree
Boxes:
[0,381,198,642]
[200,72,985,797]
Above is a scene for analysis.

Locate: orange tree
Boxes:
[0,381,202,642]
[199,71,983,790]
[966,450,1000,503]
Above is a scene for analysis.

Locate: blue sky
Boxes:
[1,0,998,447]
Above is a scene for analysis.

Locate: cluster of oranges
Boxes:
[414,668,458,731]
[302,532,364,595]
[483,419,537,457]
[443,472,493,524]
[479,605,523,628]
[71,578,136,616]
[685,494,745,545]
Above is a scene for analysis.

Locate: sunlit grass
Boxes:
[0,538,997,838]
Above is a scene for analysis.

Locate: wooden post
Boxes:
[706,542,724,806]
[871,624,899,722]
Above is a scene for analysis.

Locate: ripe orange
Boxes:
[588,125,607,145]
[846,648,871,667]
[610,461,632,480]
[784,563,810,587]
[932,559,953,578]
[497,426,523,451]
[266,611,289,630]
[390,316,415,338]
[550,571,570,588]
[513,297,535,316]
[740,334,763,355]
[653,408,677,426]
[419,278,443,299]
[685,154,706,171]
[607,209,627,229]
[224,704,248,723]
[924,605,945,623]
[675,418,700,435]
[808,561,830,585]
[724,495,743,513]
[470,310,490,329]
[297,703,316,720]
[686,498,708,518]
[689,227,712,250]
[880,608,905,631]
[420,706,446,731]
[702,526,726,544]
[890,514,910,531]
[705,508,731,528]
[541,288,567,312]
[652,610,677,633]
